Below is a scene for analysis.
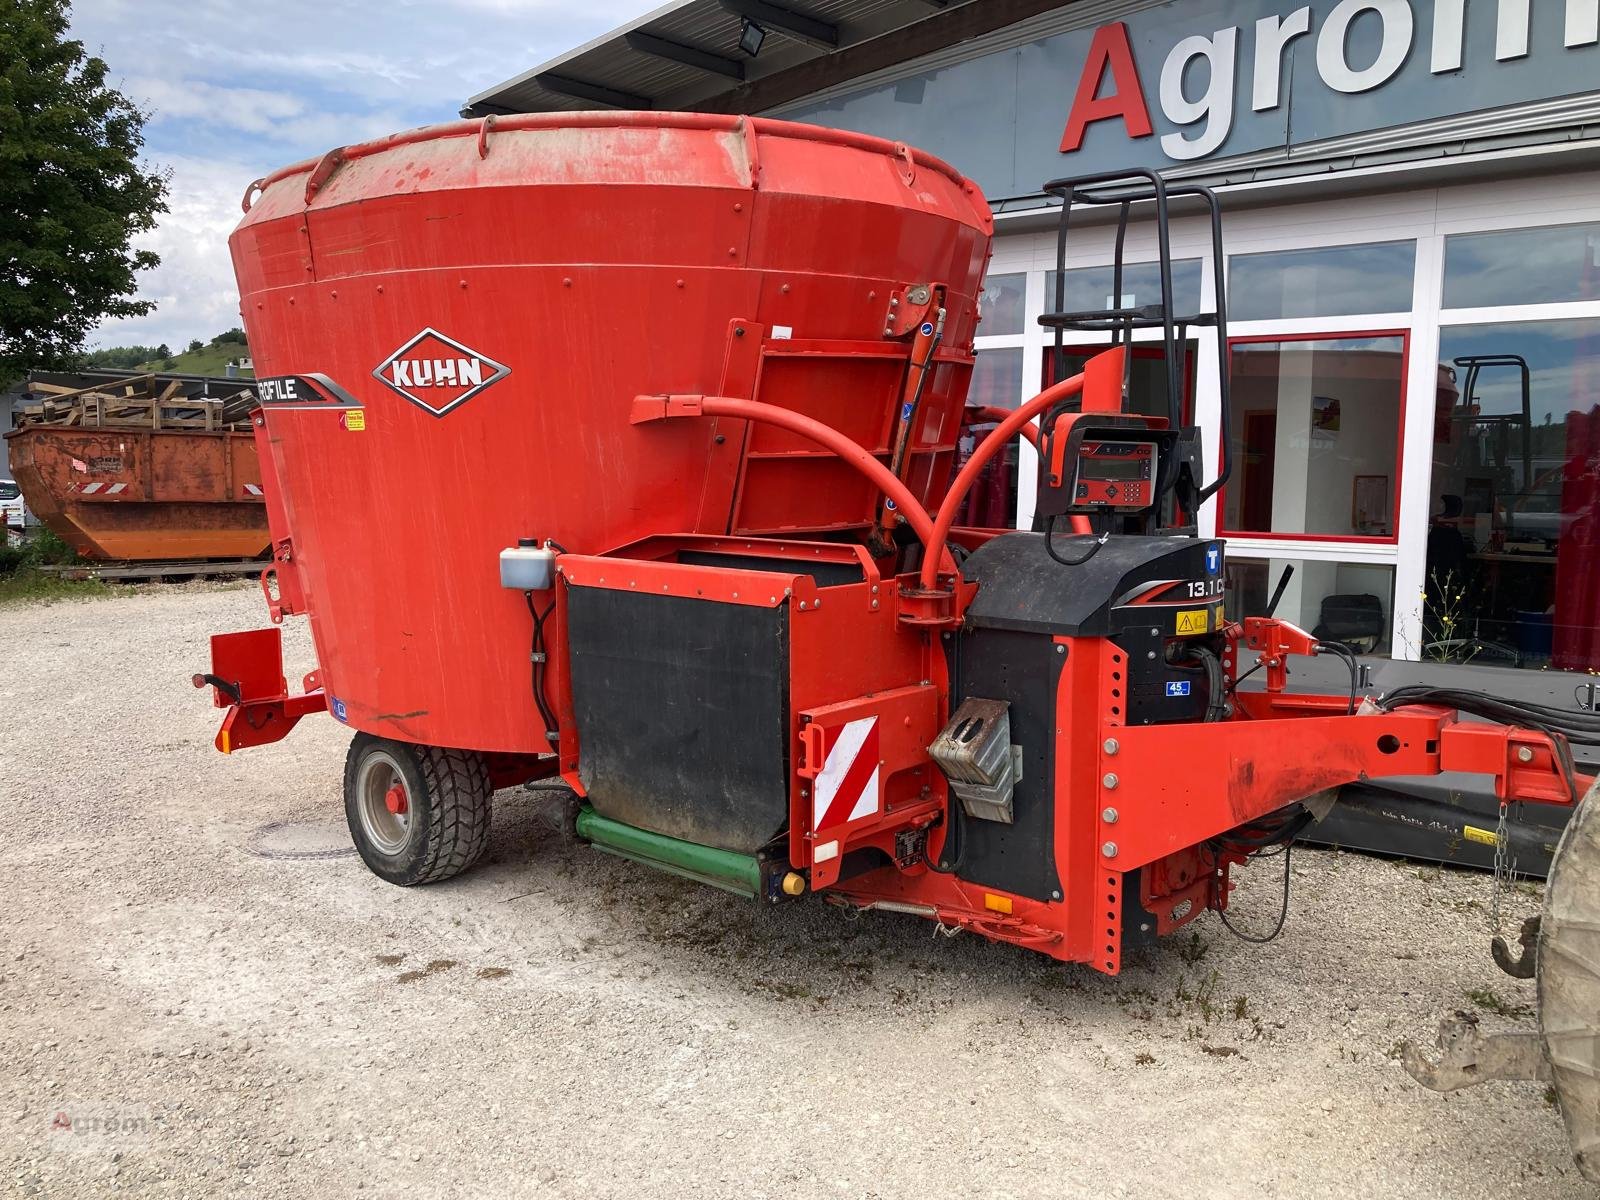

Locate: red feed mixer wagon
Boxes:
[196,113,1600,1172]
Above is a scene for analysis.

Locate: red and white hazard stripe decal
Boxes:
[812,716,881,831]
[72,482,127,496]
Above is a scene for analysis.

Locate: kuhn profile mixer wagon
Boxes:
[195,113,1600,1174]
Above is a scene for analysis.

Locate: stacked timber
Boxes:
[15,372,257,431]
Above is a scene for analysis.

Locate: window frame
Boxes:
[1215,328,1411,548]
[1040,340,1198,434]
[977,270,1028,338]
[1441,219,1600,311]
[1223,554,1400,658]
[1226,239,1420,324]
[982,171,1600,671]
[1043,258,1207,324]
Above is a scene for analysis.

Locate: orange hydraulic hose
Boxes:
[697,397,957,577]
[920,373,1085,591]
[967,406,1040,448]
[966,409,1090,535]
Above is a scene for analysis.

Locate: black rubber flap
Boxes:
[947,627,1063,902]
[1306,782,1566,878]
[566,586,789,854]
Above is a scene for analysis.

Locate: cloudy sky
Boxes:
[70,0,660,350]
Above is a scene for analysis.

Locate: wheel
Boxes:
[1540,776,1600,1182]
[343,734,493,886]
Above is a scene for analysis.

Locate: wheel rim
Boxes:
[356,750,413,856]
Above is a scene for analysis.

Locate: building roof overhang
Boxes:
[463,0,1081,118]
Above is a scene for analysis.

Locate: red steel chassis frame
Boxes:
[527,529,1590,974]
[201,345,1593,972]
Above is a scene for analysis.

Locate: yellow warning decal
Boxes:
[1463,825,1500,847]
[342,408,366,432]
[1175,608,1210,635]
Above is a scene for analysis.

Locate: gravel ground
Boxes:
[0,584,1586,1198]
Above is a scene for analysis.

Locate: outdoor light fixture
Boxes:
[738,18,766,57]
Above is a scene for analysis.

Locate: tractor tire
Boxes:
[343,734,493,886]
[1539,775,1600,1183]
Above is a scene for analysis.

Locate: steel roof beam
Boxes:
[534,73,654,110]
[624,31,745,80]
[716,0,840,50]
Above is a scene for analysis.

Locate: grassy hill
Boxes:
[136,343,253,378]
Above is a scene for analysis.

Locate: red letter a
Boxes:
[1059,22,1154,154]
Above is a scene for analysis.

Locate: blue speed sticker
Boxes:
[1204,545,1221,575]
[331,696,348,723]
[1165,681,1192,698]
[920,321,935,336]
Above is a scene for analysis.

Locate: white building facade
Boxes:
[473,0,1600,701]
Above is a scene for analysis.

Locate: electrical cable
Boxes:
[1314,639,1361,715]
[1211,808,1314,853]
[1169,643,1227,721]
[1376,685,1596,804]
[523,591,559,745]
[1377,687,1600,742]
[1202,802,1310,945]
[1190,643,1227,722]
[1216,843,1295,944]
[1044,514,1108,567]
[1226,659,1263,697]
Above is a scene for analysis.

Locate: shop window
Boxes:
[1222,336,1405,539]
[1043,344,1194,423]
[1225,558,1395,655]
[978,273,1026,335]
[1045,261,1203,318]
[956,348,1024,529]
[1424,318,1600,672]
[1444,223,1600,309]
[1229,242,1415,321]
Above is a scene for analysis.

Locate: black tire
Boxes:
[1539,775,1600,1181]
[343,733,493,886]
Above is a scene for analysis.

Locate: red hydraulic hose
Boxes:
[697,397,957,577]
[920,373,1085,591]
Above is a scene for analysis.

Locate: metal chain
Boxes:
[1490,800,1513,935]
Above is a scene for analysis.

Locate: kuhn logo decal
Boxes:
[373,329,510,417]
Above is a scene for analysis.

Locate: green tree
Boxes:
[186,338,203,354]
[0,0,167,384]
[80,343,158,369]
